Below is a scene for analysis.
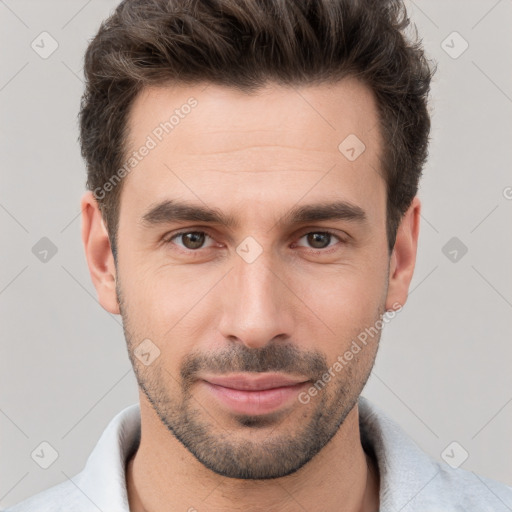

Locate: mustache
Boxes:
[180,342,329,385]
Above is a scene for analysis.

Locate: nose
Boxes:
[217,250,295,349]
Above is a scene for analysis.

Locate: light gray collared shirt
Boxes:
[5,396,512,511]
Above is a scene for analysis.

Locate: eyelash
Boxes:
[162,229,346,256]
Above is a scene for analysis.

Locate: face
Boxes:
[84,79,417,480]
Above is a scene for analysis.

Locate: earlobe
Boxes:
[385,196,421,311]
[81,191,120,315]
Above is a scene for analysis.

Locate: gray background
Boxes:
[1,0,511,507]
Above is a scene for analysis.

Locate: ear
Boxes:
[385,196,421,311]
[81,191,120,315]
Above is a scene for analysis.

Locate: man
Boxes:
[6,0,512,511]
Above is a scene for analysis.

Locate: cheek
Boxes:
[117,259,171,339]
[119,265,217,360]
[297,264,388,350]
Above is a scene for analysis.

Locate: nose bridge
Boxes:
[218,245,294,348]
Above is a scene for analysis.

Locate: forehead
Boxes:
[119,79,385,226]
[127,78,380,152]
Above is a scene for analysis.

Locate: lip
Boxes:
[202,373,308,390]
[201,373,310,416]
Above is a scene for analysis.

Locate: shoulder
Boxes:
[3,479,94,512]
[3,404,140,512]
[416,460,512,511]
[358,396,512,511]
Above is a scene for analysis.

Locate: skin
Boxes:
[81,78,420,512]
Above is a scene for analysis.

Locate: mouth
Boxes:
[200,373,310,416]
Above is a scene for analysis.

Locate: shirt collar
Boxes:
[74,396,440,511]
[76,403,140,511]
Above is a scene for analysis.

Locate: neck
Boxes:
[126,398,380,512]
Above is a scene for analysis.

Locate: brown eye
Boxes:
[167,231,212,250]
[296,231,340,251]
[306,232,332,249]
[179,232,205,249]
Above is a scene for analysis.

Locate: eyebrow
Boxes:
[140,199,367,230]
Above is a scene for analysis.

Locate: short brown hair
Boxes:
[79,0,434,259]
